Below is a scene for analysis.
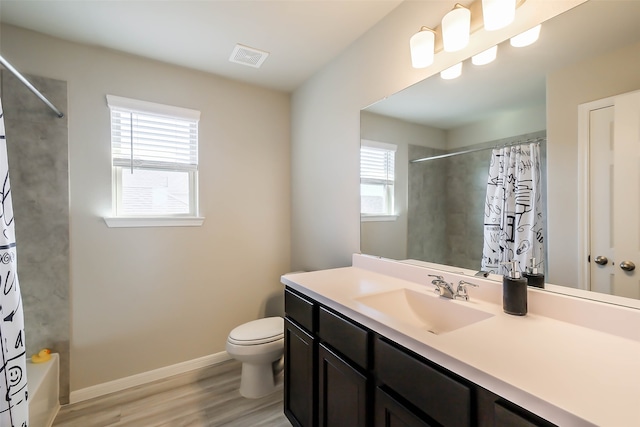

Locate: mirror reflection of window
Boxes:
[360,140,397,218]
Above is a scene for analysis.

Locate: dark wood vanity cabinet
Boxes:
[375,387,435,427]
[285,288,371,427]
[318,343,369,426]
[375,337,470,427]
[284,317,315,427]
[317,306,371,427]
[284,286,556,427]
[375,337,556,427]
[284,289,316,427]
[490,400,557,427]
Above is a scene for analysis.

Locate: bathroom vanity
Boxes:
[281,254,640,427]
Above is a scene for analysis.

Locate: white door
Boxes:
[586,90,640,299]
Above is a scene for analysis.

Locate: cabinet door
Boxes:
[284,318,316,427]
[318,343,368,427]
[375,387,434,427]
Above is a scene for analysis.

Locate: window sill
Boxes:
[361,214,398,222]
[103,216,205,228]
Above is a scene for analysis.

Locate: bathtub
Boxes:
[27,353,60,427]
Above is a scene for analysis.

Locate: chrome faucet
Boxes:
[455,280,479,301]
[428,275,479,301]
[428,275,455,299]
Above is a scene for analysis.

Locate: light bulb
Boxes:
[410,27,435,68]
[472,45,498,65]
[441,62,463,80]
[442,4,471,52]
[510,25,542,47]
[482,0,516,31]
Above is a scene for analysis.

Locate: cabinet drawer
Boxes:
[285,288,315,333]
[318,307,369,369]
[375,338,470,427]
[494,401,557,427]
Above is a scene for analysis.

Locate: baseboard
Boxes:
[69,351,232,404]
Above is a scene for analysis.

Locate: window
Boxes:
[360,140,396,218]
[106,95,202,226]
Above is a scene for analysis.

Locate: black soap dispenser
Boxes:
[523,257,545,289]
[502,261,527,316]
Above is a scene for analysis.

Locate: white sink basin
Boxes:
[355,288,494,335]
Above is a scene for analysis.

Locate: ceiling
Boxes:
[0,0,403,92]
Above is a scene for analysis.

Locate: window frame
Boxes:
[360,139,398,221]
[104,95,204,228]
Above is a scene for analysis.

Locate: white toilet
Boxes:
[226,316,285,398]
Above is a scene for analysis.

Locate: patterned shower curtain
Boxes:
[0,98,29,426]
[481,143,544,276]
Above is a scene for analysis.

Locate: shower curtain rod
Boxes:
[410,136,545,163]
[0,54,64,118]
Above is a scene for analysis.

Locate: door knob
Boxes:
[620,260,636,271]
[594,256,609,265]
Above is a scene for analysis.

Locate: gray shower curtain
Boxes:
[481,143,544,275]
[0,98,29,426]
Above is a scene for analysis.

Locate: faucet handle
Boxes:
[455,280,479,301]
[428,274,446,295]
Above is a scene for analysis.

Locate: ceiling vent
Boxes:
[229,44,269,69]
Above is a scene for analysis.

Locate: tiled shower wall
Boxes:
[408,131,546,272]
[407,145,449,265]
[1,70,70,403]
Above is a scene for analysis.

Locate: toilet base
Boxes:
[239,361,278,399]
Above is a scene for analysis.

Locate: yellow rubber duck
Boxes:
[31,348,51,364]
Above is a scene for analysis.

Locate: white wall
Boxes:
[1,24,291,392]
[360,111,445,260]
[290,0,582,272]
[546,40,640,287]
[446,103,546,149]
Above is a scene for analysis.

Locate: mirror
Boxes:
[360,1,640,307]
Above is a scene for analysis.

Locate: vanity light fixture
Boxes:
[441,62,463,79]
[472,45,498,65]
[482,0,516,31]
[409,0,527,69]
[410,26,436,68]
[510,24,541,47]
[442,4,471,52]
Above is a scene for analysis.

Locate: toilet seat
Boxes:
[227,317,284,346]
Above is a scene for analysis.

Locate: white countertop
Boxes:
[281,262,640,427]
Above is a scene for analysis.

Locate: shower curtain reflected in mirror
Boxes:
[407,133,546,273]
[0,98,29,426]
[481,143,544,275]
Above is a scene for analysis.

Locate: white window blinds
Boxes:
[360,141,396,185]
[360,140,397,216]
[107,95,200,172]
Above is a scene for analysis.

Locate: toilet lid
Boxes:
[228,317,284,345]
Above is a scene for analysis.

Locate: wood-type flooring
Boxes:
[52,360,292,427]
